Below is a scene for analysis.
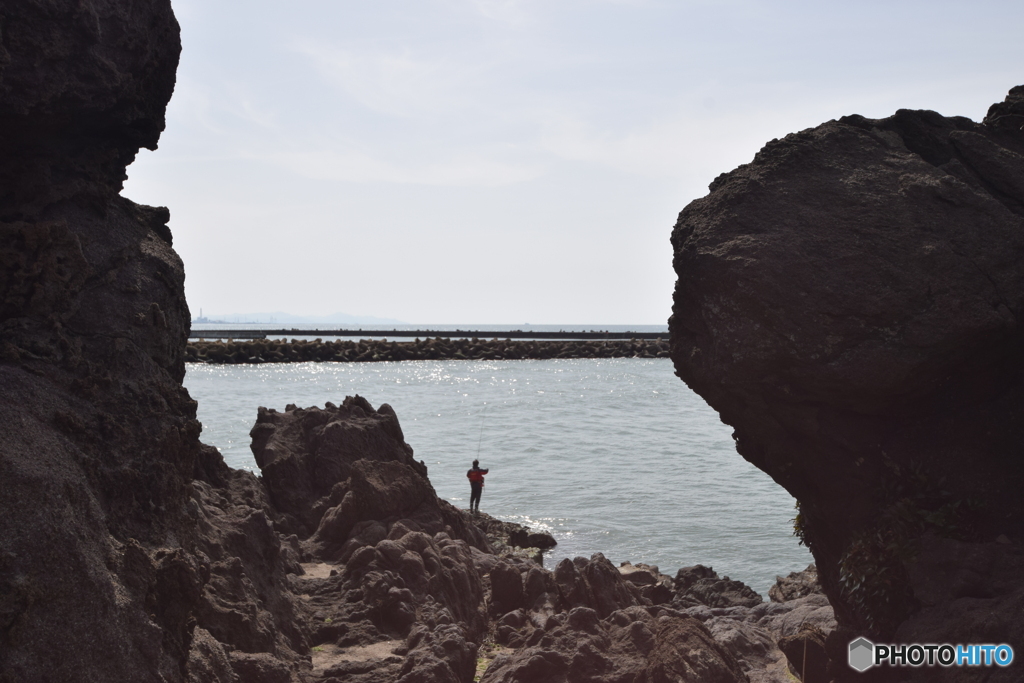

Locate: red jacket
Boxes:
[467,467,488,484]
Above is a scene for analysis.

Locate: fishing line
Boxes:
[476,403,488,459]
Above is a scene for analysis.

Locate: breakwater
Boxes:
[186,337,670,363]
[188,328,668,340]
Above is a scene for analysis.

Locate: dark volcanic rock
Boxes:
[190,449,311,674]
[554,553,646,618]
[670,85,1024,647]
[233,397,514,680]
[618,562,676,605]
[0,0,180,213]
[888,535,1024,683]
[768,564,820,604]
[482,605,749,683]
[470,510,558,558]
[247,398,489,557]
[679,583,836,683]
[249,396,424,535]
[0,1,201,681]
[673,565,764,609]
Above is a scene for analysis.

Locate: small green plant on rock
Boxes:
[791,456,986,637]
[791,500,809,547]
[474,640,509,682]
[837,527,916,636]
[836,456,986,636]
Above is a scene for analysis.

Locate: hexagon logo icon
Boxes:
[849,637,875,672]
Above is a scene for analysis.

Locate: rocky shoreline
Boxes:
[186,338,671,364]
[189,396,835,683]
[4,2,1023,680]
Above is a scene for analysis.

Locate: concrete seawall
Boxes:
[186,337,670,363]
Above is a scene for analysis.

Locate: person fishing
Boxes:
[466,459,489,513]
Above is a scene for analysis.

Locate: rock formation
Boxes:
[670,86,1024,679]
[0,1,198,681]
[484,559,835,683]
[190,397,787,683]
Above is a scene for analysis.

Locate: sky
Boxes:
[123,0,1024,325]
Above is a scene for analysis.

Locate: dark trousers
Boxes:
[470,482,482,510]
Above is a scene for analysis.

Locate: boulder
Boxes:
[491,561,527,615]
[618,562,660,586]
[671,85,1024,639]
[249,396,425,535]
[553,554,646,618]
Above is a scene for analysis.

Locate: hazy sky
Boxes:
[123,0,1024,325]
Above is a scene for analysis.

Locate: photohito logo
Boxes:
[849,638,1014,671]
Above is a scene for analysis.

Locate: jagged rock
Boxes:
[227,651,294,683]
[0,0,180,211]
[186,628,235,683]
[400,622,478,683]
[190,455,309,669]
[249,396,425,536]
[481,604,749,683]
[680,592,836,683]
[554,553,646,618]
[490,560,527,615]
[468,511,556,565]
[619,562,676,605]
[246,398,490,562]
[670,85,1024,645]
[673,565,764,609]
[296,522,489,663]
[768,564,820,603]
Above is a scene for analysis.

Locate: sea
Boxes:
[184,352,812,596]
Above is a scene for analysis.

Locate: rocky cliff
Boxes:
[0,1,200,681]
[670,87,1024,679]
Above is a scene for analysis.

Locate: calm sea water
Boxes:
[184,358,811,594]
